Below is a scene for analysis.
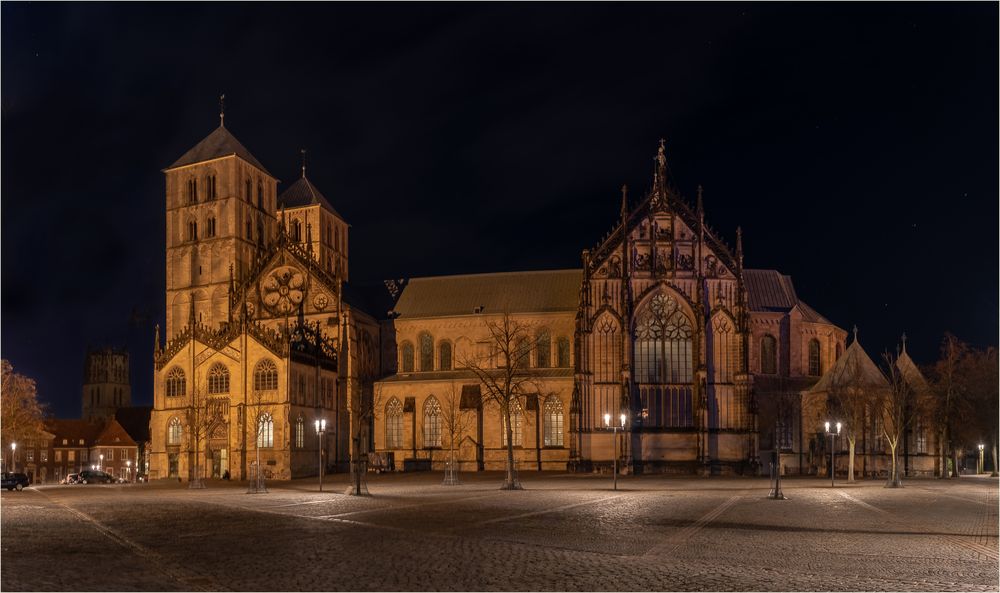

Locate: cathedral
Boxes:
[152,118,932,481]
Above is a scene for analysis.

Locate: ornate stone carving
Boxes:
[313,292,329,311]
[260,265,306,315]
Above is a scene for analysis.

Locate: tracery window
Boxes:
[257,413,274,448]
[295,417,304,448]
[760,335,778,375]
[535,329,551,368]
[253,359,278,391]
[439,341,453,371]
[808,339,821,376]
[557,336,571,368]
[501,400,523,447]
[419,332,434,372]
[400,342,414,373]
[166,367,186,397]
[634,292,693,384]
[385,398,403,449]
[711,315,739,383]
[914,421,927,454]
[543,395,564,447]
[423,396,442,447]
[168,417,182,445]
[208,363,230,394]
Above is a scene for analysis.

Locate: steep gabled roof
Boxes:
[279,176,344,220]
[93,418,137,447]
[166,125,271,175]
[45,419,102,447]
[809,339,888,393]
[896,349,932,395]
[744,269,797,311]
[393,269,583,319]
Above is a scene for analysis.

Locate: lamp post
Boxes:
[824,421,841,487]
[99,453,104,474]
[604,412,627,490]
[127,460,132,484]
[10,443,16,473]
[978,444,984,474]
[315,419,327,492]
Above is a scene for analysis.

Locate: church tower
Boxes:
[162,109,279,338]
[82,347,130,422]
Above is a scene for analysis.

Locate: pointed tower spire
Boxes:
[219,94,226,128]
[853,325,859,344]
[901,332,908,354]
[300,148,307,179]
[154,324,160,353]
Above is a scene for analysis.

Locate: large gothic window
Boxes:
[423,396,442,447]
[257,413,274,448]
[438,341,452,371]
[557,336,571,368]
[634,292,693,384]
[385,398,404,449]
[535,329,551,368]
[761,335,778,374]
[543,395,564,447]
[593,314,622,428]
[168,417,182,445]
[208,363,230,394]
[253,359,278,391]
[419,332,434,372]
[711,315,739,383]
[295,417,304,448]
[166,367,186,397]
[808,339,821,376]
[400,342,414,373]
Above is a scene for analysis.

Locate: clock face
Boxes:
[313,292,329,311]
[260,265,306,315]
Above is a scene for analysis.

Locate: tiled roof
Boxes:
[379,368,574,383]
[279,176,343,220]
[45,419,102,447]
[93,418,137,447]
[167,125,271,175]
[896,350,932,395]
[114,406,152,444]
[743,269,797,311]
[809,339,889,393]
[392,269,583,319]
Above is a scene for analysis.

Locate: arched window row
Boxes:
[399,331,571,373]
[165,367,186,397]
[208,363,230,394]
[254,359,278,391]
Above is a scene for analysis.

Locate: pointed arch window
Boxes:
[253,359,278,391]
[761,335,778,375]
[808,339,821,376]
[246,217,253,241]
[166,367,186,397]
[168,417,182,445]
[594,315,621,383]
[205,217,216,238]
[187,220,198,242]
[245,178,252,202]
[439,341,452,371]
[557,336,571,368]
[535,329,551,368]
[208,363,230,394]
[292,220,302,242]
[207,175,217,200]
[544,395,564,447]
[634,292,693,384]
[187,178,198,204]
[257,181,264,210]
[295,417,304,448]
[419,332,434,372]
[501,400,523,447]
[257,413,274,448]
[400,342,414,373]
[385,398,403,449]
[423,396,442,447]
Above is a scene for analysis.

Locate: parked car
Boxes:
[2,472,30,491]
[136,473,148,483]
[62,473,80,485]
[78,470,115,484]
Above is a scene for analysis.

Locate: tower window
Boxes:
[245,178,252,202]
[207,175,217,200]
[292,220,302,242]
[206,217,216,238]
[187,178,198,204]
[246,218,253,241]
[187,220,198,242]
[257,181,264,209]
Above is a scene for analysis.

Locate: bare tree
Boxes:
[246,388,274,493]
[1,361,46,467]
[879,351,924,488]
[828,361,872,483]
[185,372,221,489]
[347,380,382,496]
[930,334,973,478]
[440,380,475,485]
[460,311,540,490]
[963,347,999,476]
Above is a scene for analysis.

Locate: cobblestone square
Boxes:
[2,473,997,591]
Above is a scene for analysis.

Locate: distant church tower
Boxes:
[82,348,131,421]
[162,105,279,338]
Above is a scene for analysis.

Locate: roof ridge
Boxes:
[407,269,583,282]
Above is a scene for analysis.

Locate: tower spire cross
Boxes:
[300,148,307,178]
[219,94,226,127]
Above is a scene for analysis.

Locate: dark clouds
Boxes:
[2,3,996,417]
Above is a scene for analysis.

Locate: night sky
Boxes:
[2,3,996,418]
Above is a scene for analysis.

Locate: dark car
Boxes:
[78,470,115,484]
[2,472,30,491]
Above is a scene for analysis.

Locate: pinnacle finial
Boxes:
[697,184,704,215]
[901,332,907,353]
[300,148,307,178]
[853,325,859,343]
[656,137,667,168]
[620,184,628,215]
[219,94,226,128]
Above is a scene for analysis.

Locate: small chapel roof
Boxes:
[392,269,583,319]
[166,125,272,175]
[279,175,344,220]
[809,335,889,393]
[743,268,832,324]
[895,347,932,395]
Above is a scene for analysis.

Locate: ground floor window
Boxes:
[168,453,179,478]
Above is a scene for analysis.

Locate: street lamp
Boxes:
[9,442,15,473]
[978,444,985,474]
[127,460,132,484]
[604,412,627,491]
[315,419,327,492]
[824,421,841,487]
[99,453,104,473]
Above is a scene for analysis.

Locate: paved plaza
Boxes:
[1,472,997,591]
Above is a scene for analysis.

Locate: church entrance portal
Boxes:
[210,446,228,478]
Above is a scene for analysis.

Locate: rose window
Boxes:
[261,266,306,315]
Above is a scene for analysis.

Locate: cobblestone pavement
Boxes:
[2,472,997,591]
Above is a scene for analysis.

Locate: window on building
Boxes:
[501,400,523,447]
[55,451,62,462]
[26,449,34,462]
[245,178,252,202]
[400,342,415,373]
[761,335,778,375]
[253,359,278,391]
[257,414,274,448]
[168,417,182,445]
[544,395,564,447]
[68,450,75,462]
[634,292,693,384]
[535,329,551,368]
[423,396,442,447]
[166,367,186,397]
[419,332,434,372]
[775,415,793,450]
[385,398,403,449]
[438,342,452,371]
[187,220,198,242]
[207,175,217,200]
[915,421,927,454]
[208,363,230,394]
[40,450,48,463]
[257,181,264,209]
[557,337,571,368]
[808,339,821,376]
[246,218,253,241]
[711,315,740,384]
[292,220,302,242]
[295,417,304,448]
[187,178,198,204]
[206,217,216,238]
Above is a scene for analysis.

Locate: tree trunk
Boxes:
[848,438,856,482]
[951,447,961,478]
[887,442,901,487]
[991,440,998,478]
[502,406,519,490]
